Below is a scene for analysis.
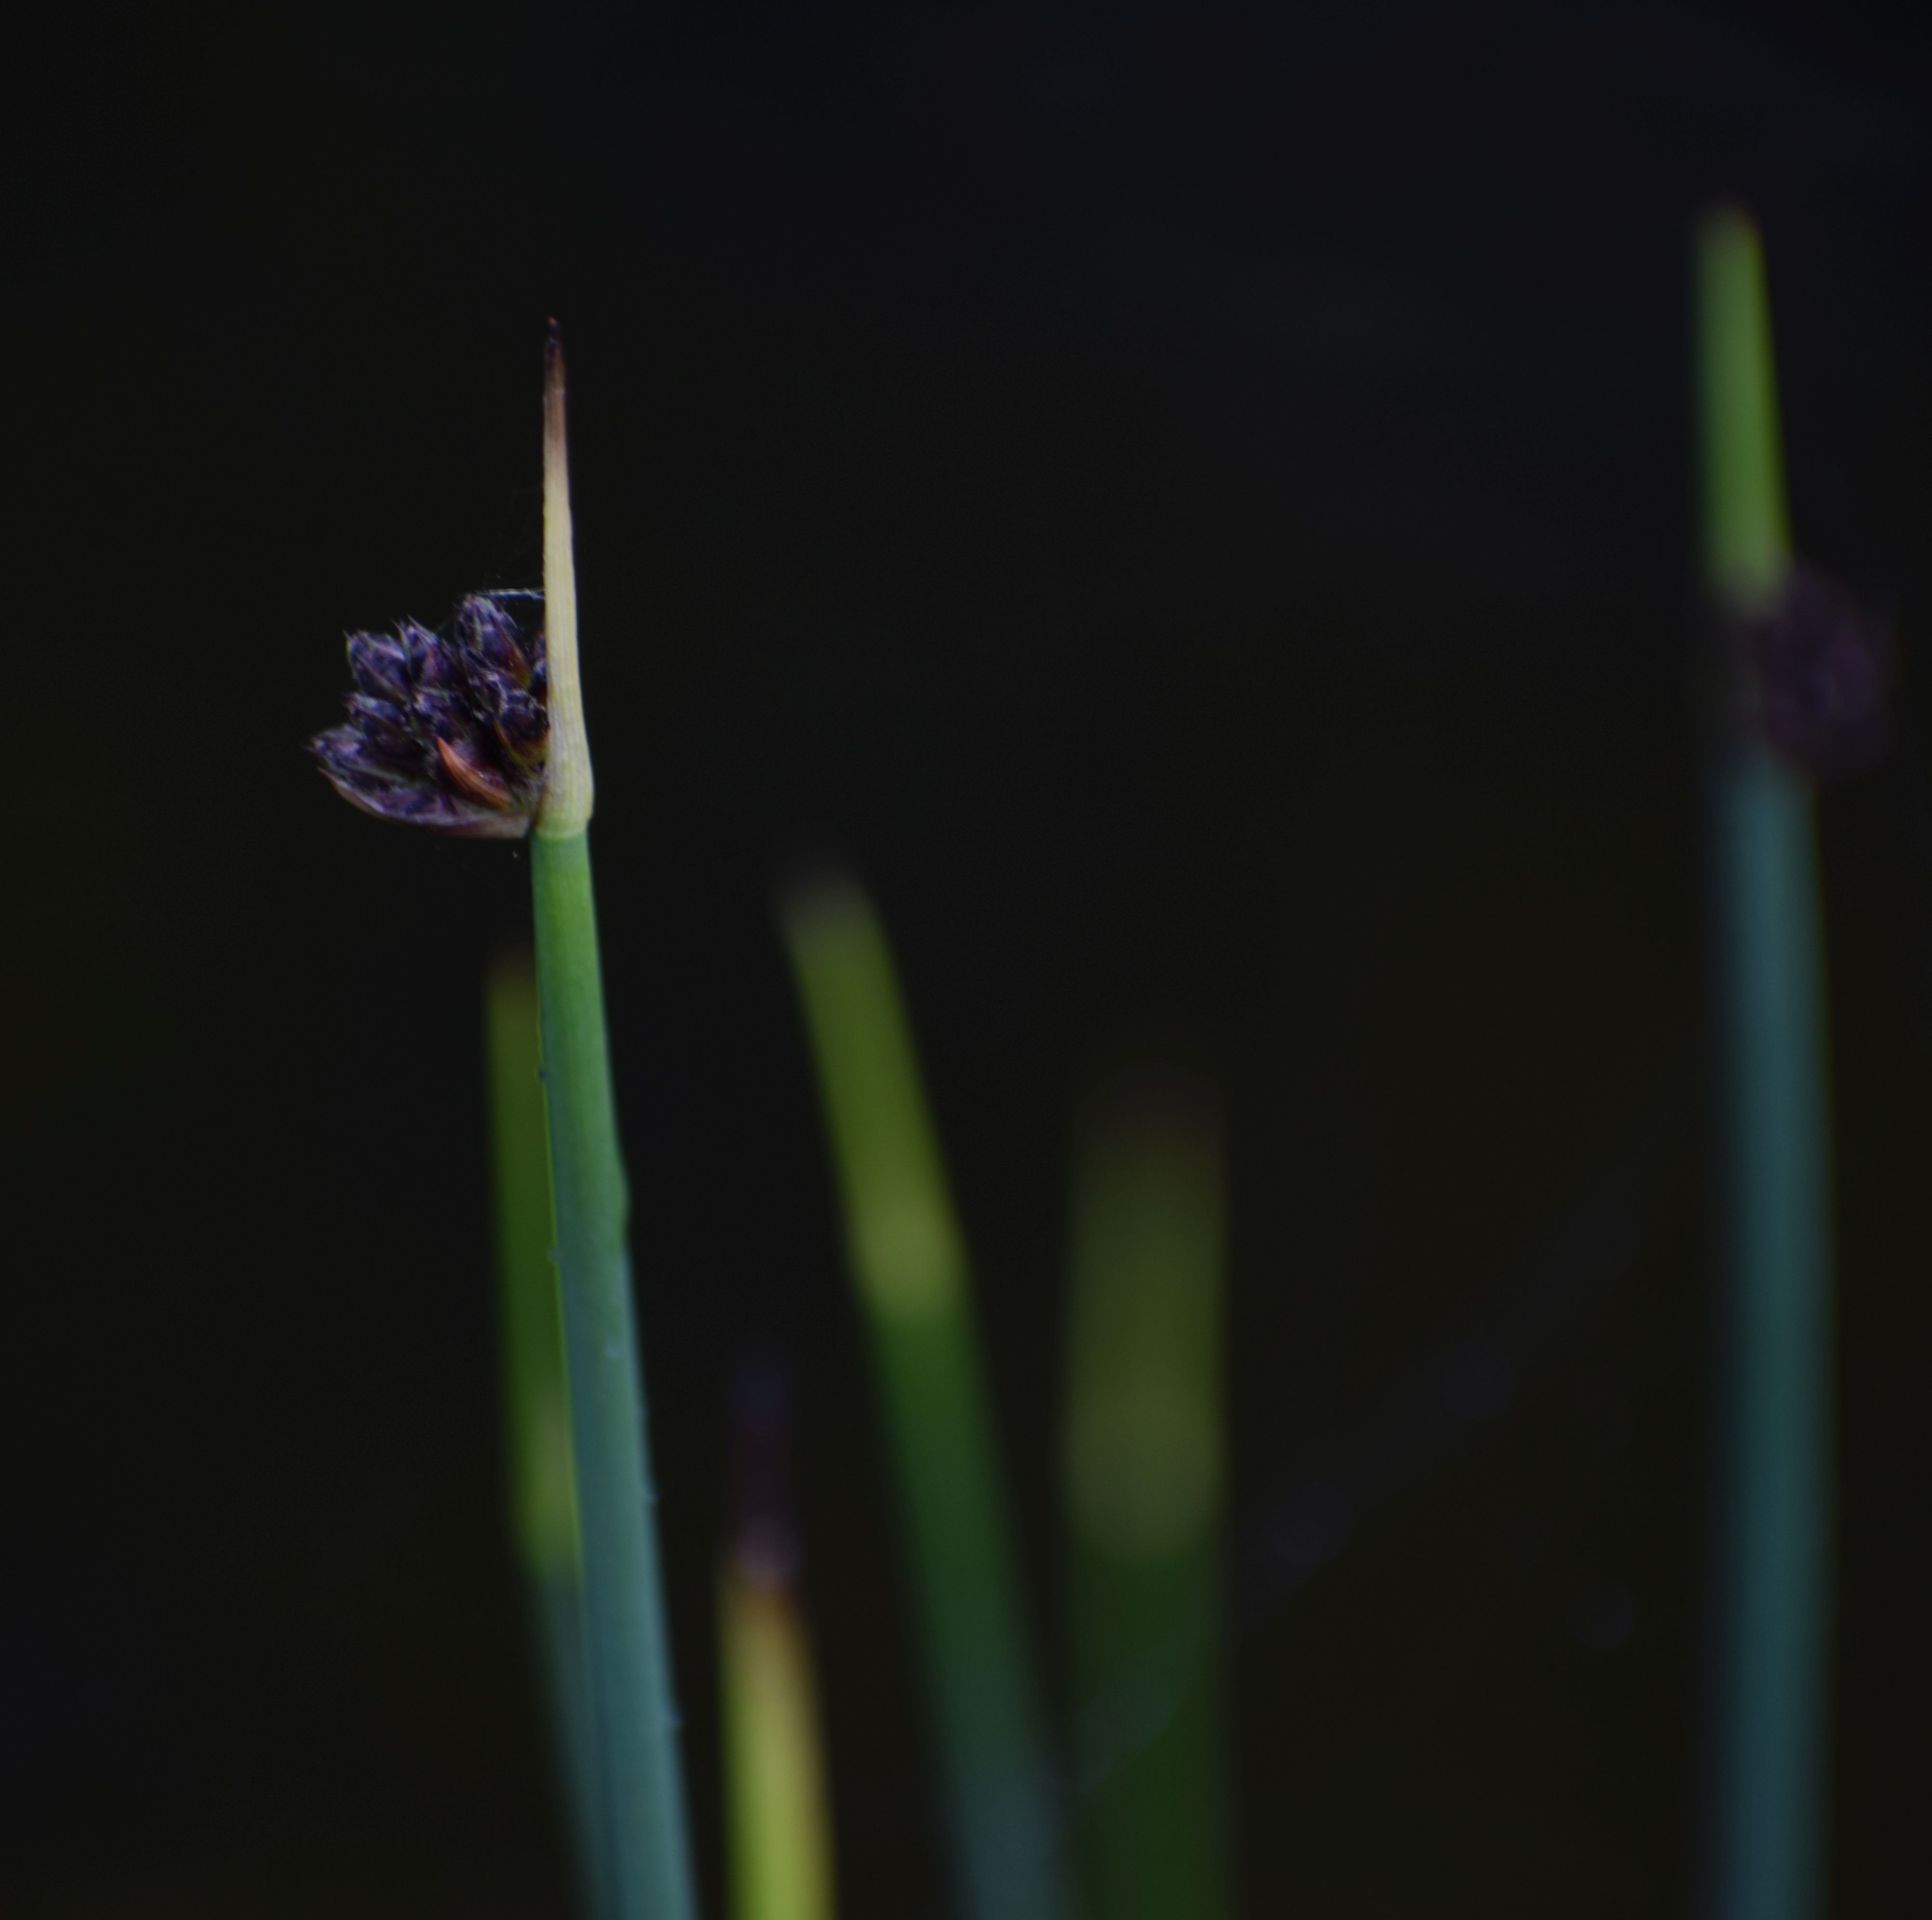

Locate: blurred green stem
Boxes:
[1065,1089,1232,1920]
[720,1362,836,1920]
[783,874,1073,1920]
[1697,206,1833,1920]
[720,1563,837,1920]
[486,954,604,1918]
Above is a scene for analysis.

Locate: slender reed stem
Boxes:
[782,872,1074,1920]
[1696,207,1834,1920]
[485,953,604,1917]
[534,327,696,1920]
[720,1364,837,1920]
[1064,1086,1231,1920]
[721,1568,835,1920]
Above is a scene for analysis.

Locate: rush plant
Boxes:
[313,329,695,1920]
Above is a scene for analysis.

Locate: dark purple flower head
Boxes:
[311,591,549,834]
[1726,564,1894,779]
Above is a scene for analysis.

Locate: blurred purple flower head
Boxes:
[311,592,548,835]
[1728,564,1893,779]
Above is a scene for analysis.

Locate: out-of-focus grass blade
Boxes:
[780,871,1073,1920]
[720,1363,837,1920]
[1064,1086,1232,1920]
[722,1572,836,1920]
[485,952,603,1918]
[1696,206,1834,1920]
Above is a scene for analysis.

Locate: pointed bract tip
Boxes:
[537,315,592,834]
[542,322,569,466]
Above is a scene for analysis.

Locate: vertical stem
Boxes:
[720,1366,837,1920]
[1696,207,1834,1920]
[533,326,694,1920]
[485,954,604,1918]
[534,833,696,1920]
[782,873,1074,1920]
[1064,1088,1232,1920]
[721,1569,836,1920]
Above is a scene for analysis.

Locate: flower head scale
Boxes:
[311,591,549,835]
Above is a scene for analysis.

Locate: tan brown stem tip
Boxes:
[537,316,593,835]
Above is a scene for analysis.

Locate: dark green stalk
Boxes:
[535,329,696,1920]
[1064,1089,1231,1920]
[1696,208,1834,1920]
[485,954,604,1919]
[782,873,1074,1920]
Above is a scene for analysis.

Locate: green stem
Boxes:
[485,955,605,1918]
[531,1563,603,1918]
[1696,206,1833,1920]
[720,1563,837,1920]
[533,829,696,1920]
[783,875,1074,1920]
[1064,1090,1232,1920]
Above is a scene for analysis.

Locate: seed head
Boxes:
[311,592,550,835]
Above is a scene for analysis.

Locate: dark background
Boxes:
[7,2,1932,1913]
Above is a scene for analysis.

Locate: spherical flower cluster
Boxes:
[311,592,549,835]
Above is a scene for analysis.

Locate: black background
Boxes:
[7,2,1932,1913]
